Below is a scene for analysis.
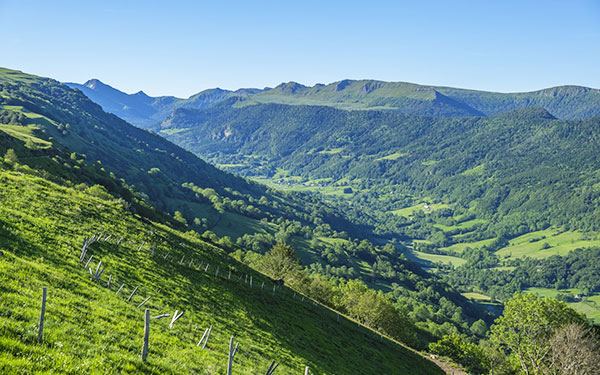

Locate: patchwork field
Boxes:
[496,229,600,260]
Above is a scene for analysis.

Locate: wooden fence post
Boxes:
[116,283,124,295]
[215,266,220,277]
[38,287,47,342]
[227,337,235,375]
[197,325,213,349]
[228,269,231,280]
[127,286,139,302]
[141,309,149,361]
[266,360,279,375]
[305,366,310,375]
[137,296,152,309]
[84,255,94,270]
[107,275,112,289]
[169,310,184,329]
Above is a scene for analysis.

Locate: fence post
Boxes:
[137,296,152,309]
[127,286,139,302]
[38,287,47,342]
[305,366,310,375]
[141,309,149,361]
[227,337,235,375]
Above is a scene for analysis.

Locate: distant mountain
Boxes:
[68,78,600,125]
[66,80,261,128]
[245,80,600,120]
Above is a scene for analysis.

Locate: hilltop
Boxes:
[67,78,600,128]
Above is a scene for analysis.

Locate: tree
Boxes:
[259,243,303,283]
[429,333,489,374]
[549,323,600,375]
[471,319,488,337]
[173,211,187,226]
[490,293,588,375]
[4,148,18,164]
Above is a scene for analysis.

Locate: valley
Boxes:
[2,66,599,374]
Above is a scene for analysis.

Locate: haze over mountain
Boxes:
[66,79,262,128]
[67,78,600,130]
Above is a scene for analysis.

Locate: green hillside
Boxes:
[160,102,600,236]
[243,80,600,120]
[1,67,495,349]
[68,78,600,128]
[0,163,442,374]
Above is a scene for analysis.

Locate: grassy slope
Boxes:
[496,229,600,260]
[524,288,600,323]
[0,168,442,375]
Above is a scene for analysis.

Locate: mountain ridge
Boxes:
[66,76,600,129]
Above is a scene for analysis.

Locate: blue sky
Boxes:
[1,0,599,97]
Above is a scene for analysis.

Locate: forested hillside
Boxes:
[1,68,501,360]
[161,102,600,234]
[0,146,444,374]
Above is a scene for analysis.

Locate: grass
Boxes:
[391,201,452,218]
[495,229,600,260]
[439,238,495,254]
[0,167,442,374]
[0,124,53,149]
[375,152,408,161]
[407,250,466,267]
[159,128,189,135]
[524,288,600,323]
[318,147,344,155]
[434,219,487,233]
[461,164,485,176]
[461,292,492,301]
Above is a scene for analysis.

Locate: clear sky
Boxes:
[1,0,599,97]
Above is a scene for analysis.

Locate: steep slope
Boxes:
[3,68,361,236]
[0,161,443,374]
[1,67,491,352]
[66,80,261,128]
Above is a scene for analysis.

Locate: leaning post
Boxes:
[38,287,47,342]
[141,309,150,361]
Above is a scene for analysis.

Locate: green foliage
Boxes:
[429,333,490,374]
[490,292,589,375]
[0,165,443,374]
[3,148,18,164]
[258,242,303,282]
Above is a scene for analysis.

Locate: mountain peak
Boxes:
[83,78,105,89]
[274,81,307,93]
